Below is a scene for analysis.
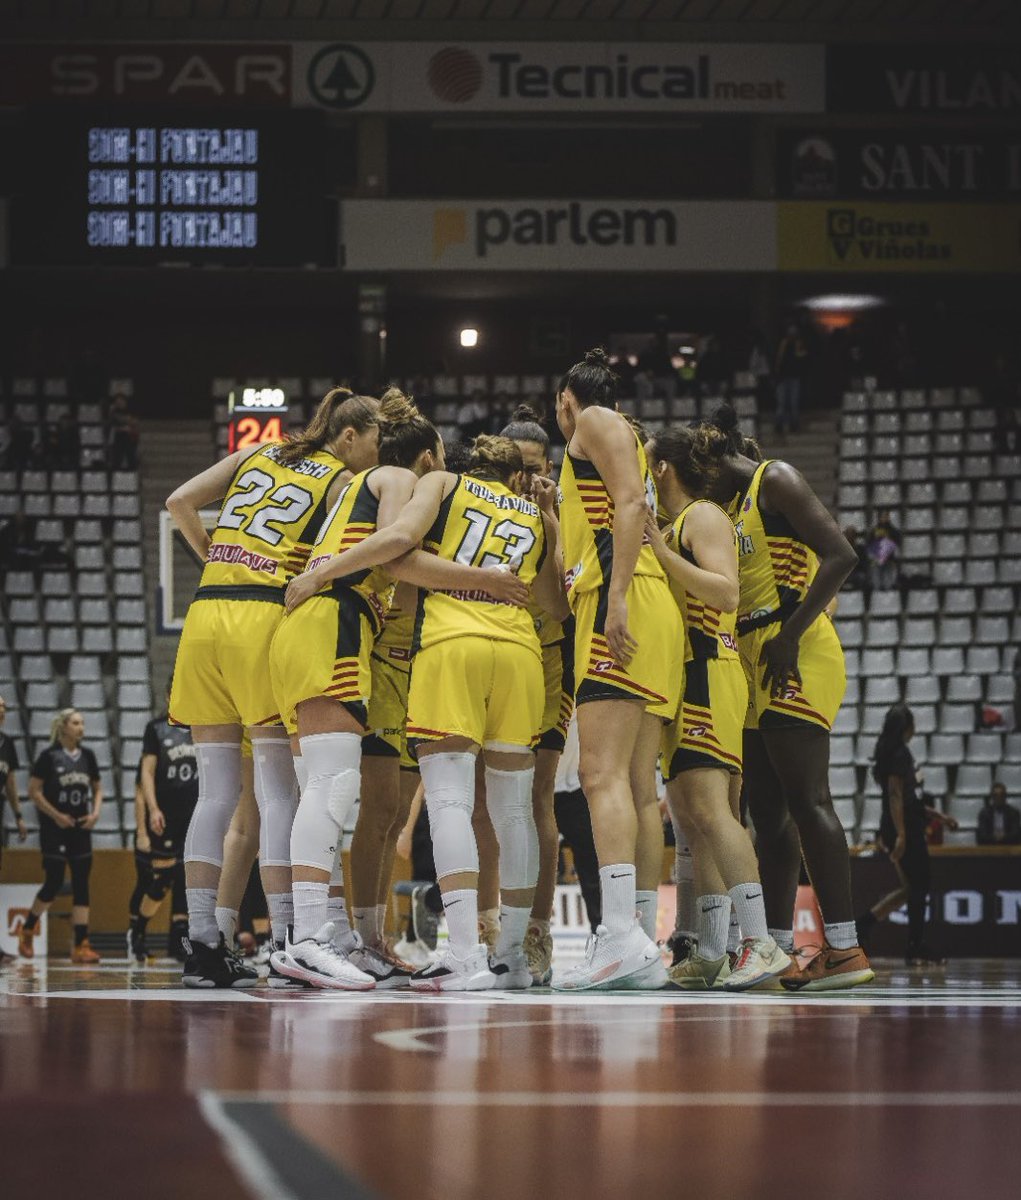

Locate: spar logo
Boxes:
[307,43,375,110]
[826,207,951,264]
[432,202,678,260]
[428,47,483,103]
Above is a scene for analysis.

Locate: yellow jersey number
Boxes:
[217,466,315,547]
[453,508,537,571]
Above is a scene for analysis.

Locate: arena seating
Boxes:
[832,385,1021,845]
[0,379,150,849]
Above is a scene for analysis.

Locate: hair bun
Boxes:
[583,347,611,367]
[511,403,543,426]
[710,403,738,433]
[378,387,420,427]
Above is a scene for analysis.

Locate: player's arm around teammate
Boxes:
[645,426,790,992]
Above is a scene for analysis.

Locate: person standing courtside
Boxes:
[18,710,103,964]
[0,695,29,966]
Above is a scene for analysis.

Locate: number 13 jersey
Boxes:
[413,473,546,656]
[199,443,346,596]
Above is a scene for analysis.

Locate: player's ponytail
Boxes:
[50,708,78,744]
[557,347,618,409]
[707,403,756,458]
[275,387,379,467]
[377,387,441,468]
[500,404,550,455]
[467,434,524,484]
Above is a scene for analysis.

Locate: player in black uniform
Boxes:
[0,694,29,965]
[19,709,103,963]
[127,695,199,964]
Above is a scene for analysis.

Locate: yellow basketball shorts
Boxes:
[170,596,284,728]
[739,613,846,733]
[269,591,375,736]
[364,648,416,770]
[573,575,684,721]
[406,637,544,755]
[536,637,575,753]
[662,656,747,780]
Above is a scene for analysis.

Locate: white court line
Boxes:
[214,1088,1021,1108]
[199,1092,303,1200]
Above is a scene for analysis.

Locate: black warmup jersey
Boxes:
[0,730,18,797]
[31,742,100,860]
[878,744,925,844]
[141,716,198,856]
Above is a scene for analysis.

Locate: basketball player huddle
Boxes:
[166,349,873,994]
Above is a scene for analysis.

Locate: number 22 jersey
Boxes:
[413,474,546,656]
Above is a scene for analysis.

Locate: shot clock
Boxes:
[227,387,289,453]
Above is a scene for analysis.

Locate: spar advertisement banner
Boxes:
[340,199,777,271]
[0,41,824,112]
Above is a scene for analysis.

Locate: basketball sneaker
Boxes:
[489,949,533,989]
[667,945,731,990]
[666,930,695,967]
[722,937,791,992]
[0,948,16,967]
[411,885,440,951]
[71,939,101,965]
[182,934,259,989]
[17,922,35,959]
[267,945,310,990]
[127,923,147,965]
[905,943,946,966]
[348,940,415,990]
[553,922,667,992]
[271,923,375,991]
[523,923,554,986]
[168,919,189,964]
[410,942,496,992]
[781,942,875,992]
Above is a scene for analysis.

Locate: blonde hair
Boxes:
[377,388,441,468]
[51,708,79,743]
[467,435,524,484]
[274,387,379,467]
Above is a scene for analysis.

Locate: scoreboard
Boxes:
[12,108,329,266]
[227,387,289,454]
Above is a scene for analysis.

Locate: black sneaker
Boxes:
[906,943,947,966]
[127,922,147,965]
[182,933,259,989]
[666,932,695,967]
[168,919,189,964]
[412,884,440,952]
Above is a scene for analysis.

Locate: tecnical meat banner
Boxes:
[340,200,777,271]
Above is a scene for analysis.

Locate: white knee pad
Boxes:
[486,765,539,890]
[421,752,478,880]
[290,732,362,873]
[252,737,300,869]
[184,743,242,869]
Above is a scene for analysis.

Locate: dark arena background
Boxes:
[1,3,1021,1199]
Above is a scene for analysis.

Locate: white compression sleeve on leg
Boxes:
[293,755,308,794]
[420,752,478,880]
[290,732,362,873]
[252,737,299,868]
[485,765,538,890]
[184,743,242,868]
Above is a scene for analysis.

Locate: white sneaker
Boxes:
[268,944,310,990]
[348,940,415,990]
[489,949,533,990]
[252,940,273,967]
[552,922,667,992]
[393,935,437,969]
[410,942,496,992]
[271,922,376,991]
[722,937,792,992]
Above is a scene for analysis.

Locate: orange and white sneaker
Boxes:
[780,942,874,992]
[18,923,35,959]
[70,939,101,965]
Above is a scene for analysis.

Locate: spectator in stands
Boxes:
[773,321,810,436]
[635,333,678,401]
[5,413,37,469]
[457,390,489,440]
[109,393,139,469]
[0,510,42,570]
[696,334,726,398]
[842,525,869,592]
[976,783,1021,846]
[984,351,1019,454]
[748,331,772,411]
[867,508,901,591]
[857,703,955,965]
[55,412,81,470]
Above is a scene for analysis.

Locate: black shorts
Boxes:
[40,819,92,861]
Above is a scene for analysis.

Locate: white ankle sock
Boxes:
[769,928,795,953]
[727,910,742,955]
[599,863,637,936]
[824,921,859,951]
[214,906,238,946]
[635,889,659,941]
[729,882,769,941]
[495,905,530,957]
[327,892,351,937]
[293,881,329,943]
[267,892,294,946]
[187,888,218,947]
[697,894,731,960]
[441,888,479,953]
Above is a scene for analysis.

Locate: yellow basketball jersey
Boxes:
[664,500,739,662]
[200,444,345,595]
[726,460,818,631]
[558,424,665,607]
[413,474,546,656]
[376,585,415,662]
[306,467,395,632]
[528,600,564,648]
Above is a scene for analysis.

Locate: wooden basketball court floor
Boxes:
[2,959,1020,1200]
